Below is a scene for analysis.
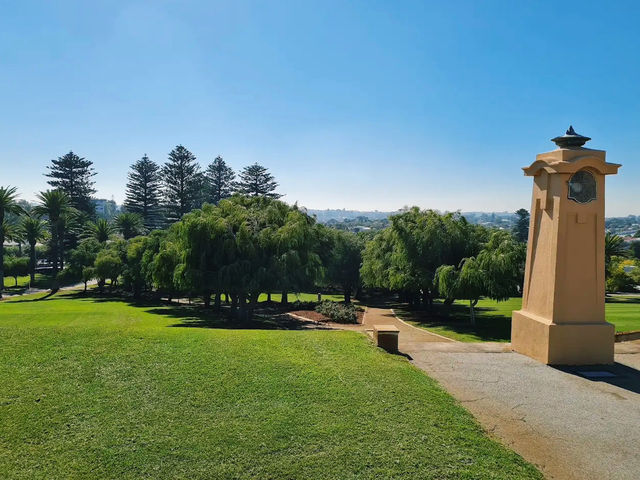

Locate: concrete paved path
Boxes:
[369,308,640,480]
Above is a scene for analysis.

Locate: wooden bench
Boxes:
[373,325,399,352]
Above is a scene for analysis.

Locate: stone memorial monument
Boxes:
[511,127,621,365]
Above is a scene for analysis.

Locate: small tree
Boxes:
[324,229,363,303]
[236,163,281,198]
[605,232,627,278]
[5,257,29,287]
[94,251,122,291]
[81,266,95,292]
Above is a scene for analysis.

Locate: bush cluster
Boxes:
[315,301,358,324]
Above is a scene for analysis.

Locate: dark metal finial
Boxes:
[551,125,591,148]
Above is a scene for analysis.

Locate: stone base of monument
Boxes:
[373,325,399,353]
[512,310,614,365]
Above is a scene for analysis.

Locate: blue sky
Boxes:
[1,1,639,215]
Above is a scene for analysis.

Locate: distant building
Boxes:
[92,198,119,219]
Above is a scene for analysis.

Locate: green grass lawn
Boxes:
[0,292,540,479]
[3,274,52,290]
[399,296,640,342]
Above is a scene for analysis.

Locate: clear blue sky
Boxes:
[1,1,639,215]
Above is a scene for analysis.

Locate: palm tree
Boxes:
[0,186,24,298]
[33,190,73,275]
[20,216,47,284]
[114,212,144,240]
[605,232,627,276]
[85,218,113,243]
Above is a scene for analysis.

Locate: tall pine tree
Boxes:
[236,163,281,198]
[161,145,201,223]
[205,156,235,204]
[124,155,162,229]
[46,151,97,214]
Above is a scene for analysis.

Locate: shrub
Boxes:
[315,301,358,323]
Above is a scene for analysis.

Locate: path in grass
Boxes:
[0,292,541,479]
[398,296,640,342]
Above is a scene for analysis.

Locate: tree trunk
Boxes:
[29,243,36,285]
[344,287,351,304]
[281,290,288,305]
[214,292,221,311]
[267,292,272,303]
[469,299,478,326]
[203,291,211,308]
[238,293,247,321]
[84,281,88,293]
[230,294,238,316]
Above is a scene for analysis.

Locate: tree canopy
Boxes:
[45,151,96,214]
[236,163,281,199]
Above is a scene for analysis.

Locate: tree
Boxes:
[4,257,29,287]
[361,208,484,307]
[19,215,47,284]
[114,213,144,240]
[513,208,530,243]
[0,186,24,298]
[236,163,281,198]
[94,250,122,292]
[161,145,202,223]
[85,218,113,243]
[205,156,235,204]
[81,266,95,292]
[124,155,162,229]
[46,151,96,214]
[33,190,74,275]
[323,229,364,303]
[605,232,627,277]
[435,230,526,323]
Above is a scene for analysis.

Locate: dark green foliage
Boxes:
[315,301,358,323]
[321,228,364,303]
[94,249,123,291]
[67,238,103,278]
[630,241,640,260]
[33,190,75,275]
[4,257,29,286]
[19,215,47,283]
[435,231,526,323]
[85,218,113,243]
[513,208,529,243]
[0,186,24,298]
[205,156,235,204]
[236,163,281,198]
[361,208,485,306]
[45,152,96,214]
[605,232,627,277]
[124,155,162,229]
[161,145,202,224]
[114,212,144,240]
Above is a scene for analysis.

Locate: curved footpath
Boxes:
[359,307,640,480]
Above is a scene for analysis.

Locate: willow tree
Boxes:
[435,230,526,323]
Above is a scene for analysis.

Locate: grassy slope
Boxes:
[0,292,540,479]
[400,296,640,342]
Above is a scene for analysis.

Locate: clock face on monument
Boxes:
[568,170,597,204]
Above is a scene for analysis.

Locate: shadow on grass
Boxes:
[12,290,338,332]
[399,302,512,342]
[606,296,640,304]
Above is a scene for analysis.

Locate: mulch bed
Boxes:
[289,310,365,324]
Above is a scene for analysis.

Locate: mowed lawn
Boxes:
[399,296,640,342]
[0,292,540,479]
